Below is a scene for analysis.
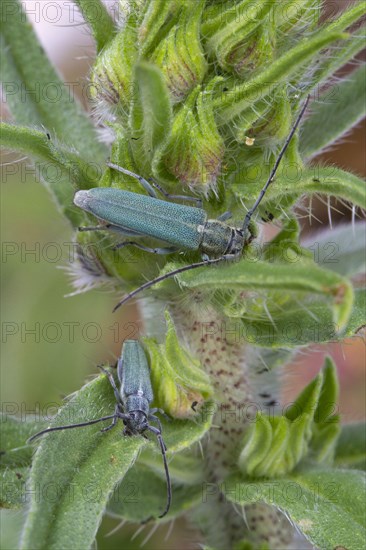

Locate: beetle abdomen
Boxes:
[120,340,154,403]
[74,188,206,250]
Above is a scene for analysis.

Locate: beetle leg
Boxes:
[98,366,121,404]
[150,408,170,421]
[217,210,232,222]
[100,404,119,432]
[78,224,112,232]
[80,223,144,237]
[107,162,158,198]
[150,180,203,208]
[113,241,179,255]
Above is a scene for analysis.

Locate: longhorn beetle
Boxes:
[74,97,310,311]
[28,339,172,519]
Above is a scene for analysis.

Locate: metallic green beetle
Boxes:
[29,340,171,519]
[74,97,310,310]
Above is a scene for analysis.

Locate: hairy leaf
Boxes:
[304,222,366,277]
[0,415,48,508]
[106,463,202,522]
[20,374,145,549]
[345,288,366,338]
[140,449,204,485]
[238,359,340,476]
[130,62,172,172]
[21,370,212,549]
[226,468,366,550]
[74,0,116,52]
[150,0,207,103]
[335,423,366,471]
[0,123,101,224]
[144,311,213,417]
[175,258,354,332]
[233,167,366,215]
[301,65,366,157]
[0,0,105,162]
[215,30,346,122]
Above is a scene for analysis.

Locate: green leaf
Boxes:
[215,30,346,122]
[150,0,207,104]
[309,358,341,463]
[308,30,365,93]
[239,300,341,347]
[0,123,101,225]
[297,2,366,97]
[0,0,105,162]
[175,259,354,332]
[301,65,366,157]
[284,373,323,424]
[130,62,172,172]
[156,407,214,455]
[203,0,274,72]
[0,124,101,187]
[238,359,340,477]
[345,288,366,338]
[1,415,47,457]
[1,467,28,509]
[237,413,275,477]
[312,358,339,424]
[106,463,202,522]
[74,0,116,52]
[234,167,366,214]
[235,285,362,346]
[326,2,366,34]
[0,415,48,508]
[305,222,366,277]
[155,81,225,189]
[138,0,177,57]
[144,312,213,418]
[335,423,366,470]
[230,89,294,145]
[140,449,204,485]
[21,374,146,550]
[275,0,320,34]
[226,468,366,550]
[90,11,138,113]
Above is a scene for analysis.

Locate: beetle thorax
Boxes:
[201,220,244,257]
[124,409,148,434]
[123,394,150,433]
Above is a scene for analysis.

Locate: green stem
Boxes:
[168,302,293,548]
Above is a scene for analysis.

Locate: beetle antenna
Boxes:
[113,258,224,312]
[146,425,172,518]
[156,432,172,518]
[27,415,117,443]
[242,94,310,237]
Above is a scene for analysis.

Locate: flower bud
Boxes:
[159,86,224,191]
[143,312,213,418]
[90,16,138,109]
[150,1,206,104]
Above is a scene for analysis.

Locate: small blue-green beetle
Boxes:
[29,340,171,519]
[74,97,310,310]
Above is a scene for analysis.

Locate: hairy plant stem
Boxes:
[142,296,294,547]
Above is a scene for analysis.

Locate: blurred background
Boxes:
[1,1,365,548]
